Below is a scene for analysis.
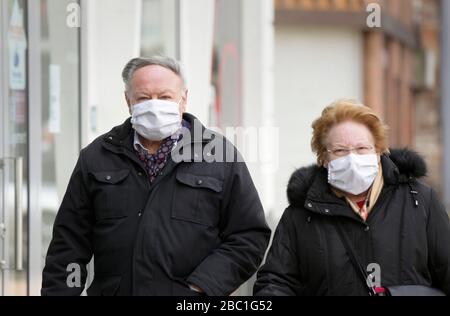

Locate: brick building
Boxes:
[273,0,444,201]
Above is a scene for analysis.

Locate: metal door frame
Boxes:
[0,0,8,297]
[0,0,35,296]
[27,0,43,296]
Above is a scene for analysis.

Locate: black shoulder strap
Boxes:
[335,221,377,296]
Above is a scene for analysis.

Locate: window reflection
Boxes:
[211,0,243,128]
[141,0,178,57]
[40,0,80,267]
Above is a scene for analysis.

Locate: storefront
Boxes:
[0,0,272,296]
[0,0,81,295]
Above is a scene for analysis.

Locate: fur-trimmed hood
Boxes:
[287,148,427,208]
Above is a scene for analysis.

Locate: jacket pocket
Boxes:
[171,171,223,227]
[90,169,131,220]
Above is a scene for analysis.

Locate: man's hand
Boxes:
[188,284,204,293]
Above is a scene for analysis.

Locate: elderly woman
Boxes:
[254,100,450,296]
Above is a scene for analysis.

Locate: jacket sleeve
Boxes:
[41,151,94,296]
[253,207,303,296]
[426,188,450,295]
[186,159,271,296]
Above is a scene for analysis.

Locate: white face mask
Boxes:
[131,99,182,141]
[327,153,379,196]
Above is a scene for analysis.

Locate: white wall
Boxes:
[237,0,274,296]
[179,0,215,124]
[82,0,141,145]
[272,25,364,221]
[241,0,275,216]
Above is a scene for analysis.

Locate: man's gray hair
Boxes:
[122,56,186,92]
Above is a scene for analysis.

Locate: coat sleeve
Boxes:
[186,159,271,296]
[253,207,304,296]
[426,188,450,295]
[41,151,94,296]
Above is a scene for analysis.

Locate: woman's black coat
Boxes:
[254,149,450,296]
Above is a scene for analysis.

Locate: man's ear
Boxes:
[125,91,132,115]
[181,89,188,113]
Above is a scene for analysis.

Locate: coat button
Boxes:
[105,175,112,181]
[197,179,203,185]
[324,209,330,214]
[364,226,370,232]
[138,172,143,176]
[307,203,313,208]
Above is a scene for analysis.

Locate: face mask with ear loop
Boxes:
[327,153,379,195]
[131,98,183,141]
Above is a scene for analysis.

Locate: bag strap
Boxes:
[335,221,378,296]
[335,181,425,296]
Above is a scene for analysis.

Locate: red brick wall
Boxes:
[274,0,444,196]
[413,0,443,196]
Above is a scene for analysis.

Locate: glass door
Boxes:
[0,0,29,296]
[37,0,81,293]
[1,0,81,296]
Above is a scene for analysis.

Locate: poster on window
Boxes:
[48,64,61,134]
[8,0,27,91]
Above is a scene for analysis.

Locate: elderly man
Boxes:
[42,56,270,296]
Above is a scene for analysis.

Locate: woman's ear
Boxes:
[321,153,330,168]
